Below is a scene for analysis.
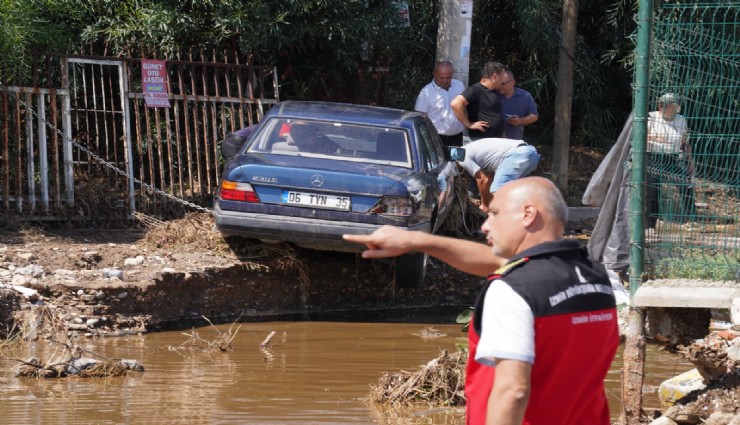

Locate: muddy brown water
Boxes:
[0,321,693,424]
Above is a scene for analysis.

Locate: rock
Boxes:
[86,318,100,327]
[658,369,706,408]
[670,414,702,424]
[81,251,102,263]
[732,298,740,326]
[124,256,145,266]
[648,417,678,425]
[11,275,30,286]
[161,267,177,274]
[15,252,36,263]
[117,291,128,299]
[80,294,96,302]
[14,264,44,277]
[705,412,736,425]
[11,285,39,301]
[118,359,145,372]
[94,291,107,301]
[101,268,124,279]
[64,357,98,375]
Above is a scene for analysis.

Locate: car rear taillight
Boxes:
[370,197,414,216]
[220,181,260,203]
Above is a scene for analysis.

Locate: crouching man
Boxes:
[458,138,540,211]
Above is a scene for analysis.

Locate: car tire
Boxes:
[394,252,428,289]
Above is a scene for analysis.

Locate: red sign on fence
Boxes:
[141,59,171,108]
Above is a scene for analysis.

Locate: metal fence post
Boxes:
[118,61,136,214]
[37,92,50,212]
[60,58,75,207]
[622,0,653,423]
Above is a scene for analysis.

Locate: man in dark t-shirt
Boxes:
[451,61,507,142]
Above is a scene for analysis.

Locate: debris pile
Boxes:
[658,368,740,424]
[679,329,740,380]
[366,349,466,407]
[11,344,144,378]
[651,329,740,424]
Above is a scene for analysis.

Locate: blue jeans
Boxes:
[490,145,540,192]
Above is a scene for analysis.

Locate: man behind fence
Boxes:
[646,92,696,226]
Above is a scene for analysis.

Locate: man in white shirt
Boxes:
[648,92,689,154]
[415,61,465,147]
[646,93,696,225]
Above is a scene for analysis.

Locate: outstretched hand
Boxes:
[342,226,417,259]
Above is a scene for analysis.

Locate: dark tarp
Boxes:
[583,113,634,274]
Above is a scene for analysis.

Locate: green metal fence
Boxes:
[643,1,740,281]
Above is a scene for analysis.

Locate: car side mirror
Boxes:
[447,147,465,162]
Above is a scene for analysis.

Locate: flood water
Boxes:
[0,321,694,424]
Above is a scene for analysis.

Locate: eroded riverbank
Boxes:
[0,216,482,338]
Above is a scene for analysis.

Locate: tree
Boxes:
[1,0,640,152]
[552,0,578,195]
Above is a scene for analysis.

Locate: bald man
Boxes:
[415,61,465,147]
[344,177,618,425]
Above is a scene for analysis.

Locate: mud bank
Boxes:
[0,222,481,339]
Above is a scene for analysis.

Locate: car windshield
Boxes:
[247,118,412,168]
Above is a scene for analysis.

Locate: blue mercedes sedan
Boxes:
[214,101,463,288]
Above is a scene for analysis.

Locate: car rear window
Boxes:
[247,118,412,168]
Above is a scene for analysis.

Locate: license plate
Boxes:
[282,191,351,211]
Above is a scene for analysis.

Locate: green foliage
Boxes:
[80,0,195,58]
[0,0,640,149]
[0,0,84,83]
[651,248,740,281]
[456,307,472,332]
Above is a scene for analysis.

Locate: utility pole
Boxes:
[552,0,578,196]
[436,0,473,85]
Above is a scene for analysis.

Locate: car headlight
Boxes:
[370,197,414,216]
[219,180,260,203]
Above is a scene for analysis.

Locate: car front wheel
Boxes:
[394,252,428,289]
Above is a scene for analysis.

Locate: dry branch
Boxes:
[172,315,242,354]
